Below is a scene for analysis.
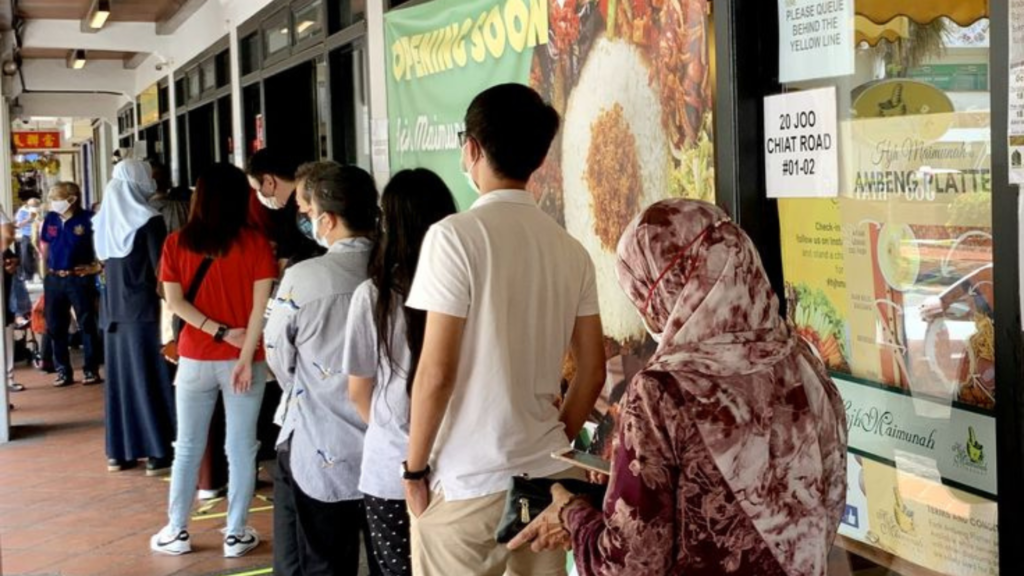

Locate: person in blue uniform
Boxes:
[40,182,102,387]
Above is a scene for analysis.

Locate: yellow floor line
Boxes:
[225,568,272,576]
[194,497,225,515]
[192,504,273,522]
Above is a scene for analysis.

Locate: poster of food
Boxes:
[779,103,998,572]
[386,0,715,458]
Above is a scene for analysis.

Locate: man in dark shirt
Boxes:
[246,149,325,271]
[40,182,102,387]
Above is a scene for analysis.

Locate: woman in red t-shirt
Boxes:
[151,163,278,559]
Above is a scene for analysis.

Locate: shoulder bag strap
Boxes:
[172,257,214,342]
[185,257,214,304]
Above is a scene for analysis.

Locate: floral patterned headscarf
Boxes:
[616,199,794,375]
[616,199,847,574]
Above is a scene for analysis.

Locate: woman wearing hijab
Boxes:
[95,159,175,475]
[510,199,848,575]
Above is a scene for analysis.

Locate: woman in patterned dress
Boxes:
[511,199,848,576]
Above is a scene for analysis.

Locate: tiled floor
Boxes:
[0,358,274,576]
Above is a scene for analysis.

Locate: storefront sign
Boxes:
[13,131,61,150]
[763,87,839,198]
[371,118,391,176]
[254,114,265,152]
[139,84,160,127]
[907,64,988,92]
[777,0,855,82]
[836,376,997,497]
[1009,0,1024,183]
[860,458,997,576]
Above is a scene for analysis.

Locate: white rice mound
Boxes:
[562,38,670,343]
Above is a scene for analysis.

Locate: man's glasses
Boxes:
[458,131,470,147]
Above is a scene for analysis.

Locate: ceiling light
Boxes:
[296,20,315,34]
[89,0,111,29]
[280,27,289,34]
[70,50,87,70]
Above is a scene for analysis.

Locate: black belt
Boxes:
[50,269,96,278]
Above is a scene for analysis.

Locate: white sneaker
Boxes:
[223,527,260,558]
[150,525,191,555]
[197,487,225,501]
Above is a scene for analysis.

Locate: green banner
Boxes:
[385,0,545,209]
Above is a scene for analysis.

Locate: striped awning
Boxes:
[855,15,910,47]
[856,0,988,27]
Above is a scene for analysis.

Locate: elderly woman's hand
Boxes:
[508,483,584,553]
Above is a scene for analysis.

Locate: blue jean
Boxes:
[167,358,267,536]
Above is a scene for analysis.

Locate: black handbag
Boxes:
[494,475,607,544]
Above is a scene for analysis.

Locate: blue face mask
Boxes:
[297,212,315,242]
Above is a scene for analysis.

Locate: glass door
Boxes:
[770,4,998,575]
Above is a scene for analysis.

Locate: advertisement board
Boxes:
[779,111,997,574]
[386,0,716,455]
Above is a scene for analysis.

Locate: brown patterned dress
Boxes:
[565,199,847,576]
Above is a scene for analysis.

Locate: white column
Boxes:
[229,25,245,169]
[366,0,390,186]
[168,70,181,186]
[0,96,12,444]
[96,120,115,192]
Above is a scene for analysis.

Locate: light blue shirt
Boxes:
[342,281,412,501]
[264,237,372,503]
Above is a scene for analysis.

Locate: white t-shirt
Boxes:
[407,189,600,501]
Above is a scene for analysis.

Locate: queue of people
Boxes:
[5,82,846,576]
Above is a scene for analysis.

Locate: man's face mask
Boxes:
[297,212,315,242]
[252,176,282,210]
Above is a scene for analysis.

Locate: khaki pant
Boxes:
[410,469,583,576]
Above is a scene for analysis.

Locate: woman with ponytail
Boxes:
[342,169,458,576]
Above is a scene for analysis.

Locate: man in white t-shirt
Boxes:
[403,84,607,576]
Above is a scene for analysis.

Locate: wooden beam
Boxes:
[123,52,150,70]
[156,0,209,37]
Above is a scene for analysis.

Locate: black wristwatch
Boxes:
[213,325,229,343]
[402,461,431,481]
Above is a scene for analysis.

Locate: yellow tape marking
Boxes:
[192,504,273,522]
[225,568,273,576]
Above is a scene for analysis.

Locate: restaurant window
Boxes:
[241,32,261,76]
[215,50,230,89]
[327,0,365,35]
[201,60,217,93]
[294,0,324,44]
[188,69,201,101]
[265,11,291,59]
[772,2,995,574]
[158,84,169,116]
[329,43,370,170]
[175,78,186,107]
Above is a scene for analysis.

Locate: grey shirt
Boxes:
[264,237,372,503]
[342,281,412,501]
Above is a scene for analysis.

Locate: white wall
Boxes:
[18,92,123,125]
[132,0,278,94]
[21,59,136,97]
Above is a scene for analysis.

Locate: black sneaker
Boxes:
[53,373,72,387]
[83,372,101,385]
[146,457,173,477]
[107,459,138,472]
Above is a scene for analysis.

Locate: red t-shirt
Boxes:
[160,228,278,361]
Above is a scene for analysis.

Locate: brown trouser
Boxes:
[409,468,582,576]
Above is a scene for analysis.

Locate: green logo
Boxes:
[967,426,984,465]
